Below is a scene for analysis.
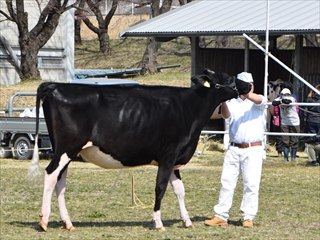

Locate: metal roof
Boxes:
[120,0,320,39]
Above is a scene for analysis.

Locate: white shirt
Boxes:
[225,95,267,144]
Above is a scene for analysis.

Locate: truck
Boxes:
[0,78,140,160]
[0,92,51,160]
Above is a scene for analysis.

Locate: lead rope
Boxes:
[104,169,153,209]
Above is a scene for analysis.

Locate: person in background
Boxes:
[305,85,320,133]
[204,72,267,228]
[305,130,320,167]
[272,88,300,162]
[270,82,297,157]
[304,84,320,166]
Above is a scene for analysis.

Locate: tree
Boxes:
[75,0,86,45]
[139,0,172,75]
[1,0,78,81]
[82,0,119,53]
[137,0,193,75]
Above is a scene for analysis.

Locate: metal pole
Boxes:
[243,33,320,95]
[201,130,316,137]
[264,0,270,98]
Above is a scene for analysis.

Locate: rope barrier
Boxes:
[0,147,51,152]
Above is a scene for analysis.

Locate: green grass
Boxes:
[1,145,319,239]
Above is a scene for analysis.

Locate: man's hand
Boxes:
[243,83,263,104]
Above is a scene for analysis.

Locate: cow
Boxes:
[28,69,251,231]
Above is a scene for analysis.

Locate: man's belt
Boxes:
[230,141,262,148]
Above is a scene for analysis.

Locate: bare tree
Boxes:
[75,0,86,45]
[1,0,78,81]
[82,0,119,53]
[139,0,173,75]
[215,36,232,48]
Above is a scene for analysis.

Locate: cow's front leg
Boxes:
[152,166,173,230]
[55,168,74,230]
[169,170,193,228]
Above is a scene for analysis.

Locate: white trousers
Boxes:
[214,145,263,221]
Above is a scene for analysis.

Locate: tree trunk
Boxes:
[74,14,83,46]
[75,0,86,45]
[215,36,231,48]
[75,19,82,45]
[98,30,110,53]
[140,37,160,75]
[140,0,172,75]
[19,39,41,79]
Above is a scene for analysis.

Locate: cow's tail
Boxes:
[28,84,45,180]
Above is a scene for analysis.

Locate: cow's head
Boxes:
[267,79,283,101]
[267,79,292,101]
[191,69,251,98]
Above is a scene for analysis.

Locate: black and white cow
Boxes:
[28,69,251,231]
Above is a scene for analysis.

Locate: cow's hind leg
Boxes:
[39,153,71,231]
[169,170,193,228]
[56,168,75,230]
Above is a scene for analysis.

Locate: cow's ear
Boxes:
[191,75,211,88]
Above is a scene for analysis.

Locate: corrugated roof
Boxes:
[120,0,320,38]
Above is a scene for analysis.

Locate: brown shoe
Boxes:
[243,219,253,228]
[204,216,228,226]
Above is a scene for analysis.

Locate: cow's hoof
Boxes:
[155,226,166,231]
[62,221,75,231]
[38,220,47,232]
[182,220,194,228]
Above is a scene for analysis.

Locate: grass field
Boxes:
[1,148,319,240]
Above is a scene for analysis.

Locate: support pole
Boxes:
[264,0,270,98]
[243,33,320,95]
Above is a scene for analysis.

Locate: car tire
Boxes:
[0,146,12,158]
[13,136,34,160]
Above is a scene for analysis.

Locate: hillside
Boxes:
[0,37,192,111]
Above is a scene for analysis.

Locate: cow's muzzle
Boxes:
[214,77,239,96]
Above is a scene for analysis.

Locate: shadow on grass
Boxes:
[9,216,224,231]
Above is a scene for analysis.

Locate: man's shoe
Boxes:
[204,216,228,226]
[306,161,319,167]
[243,219,253,228]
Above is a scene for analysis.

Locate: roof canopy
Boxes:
[120,0,320,41]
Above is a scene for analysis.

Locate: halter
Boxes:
[214,76,239,97]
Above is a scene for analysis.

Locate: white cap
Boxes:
[281,88,291,95]
[237,72,254,83]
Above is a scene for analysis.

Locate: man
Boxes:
[205,72,267,228]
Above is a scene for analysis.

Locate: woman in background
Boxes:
[272,88,300,162]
